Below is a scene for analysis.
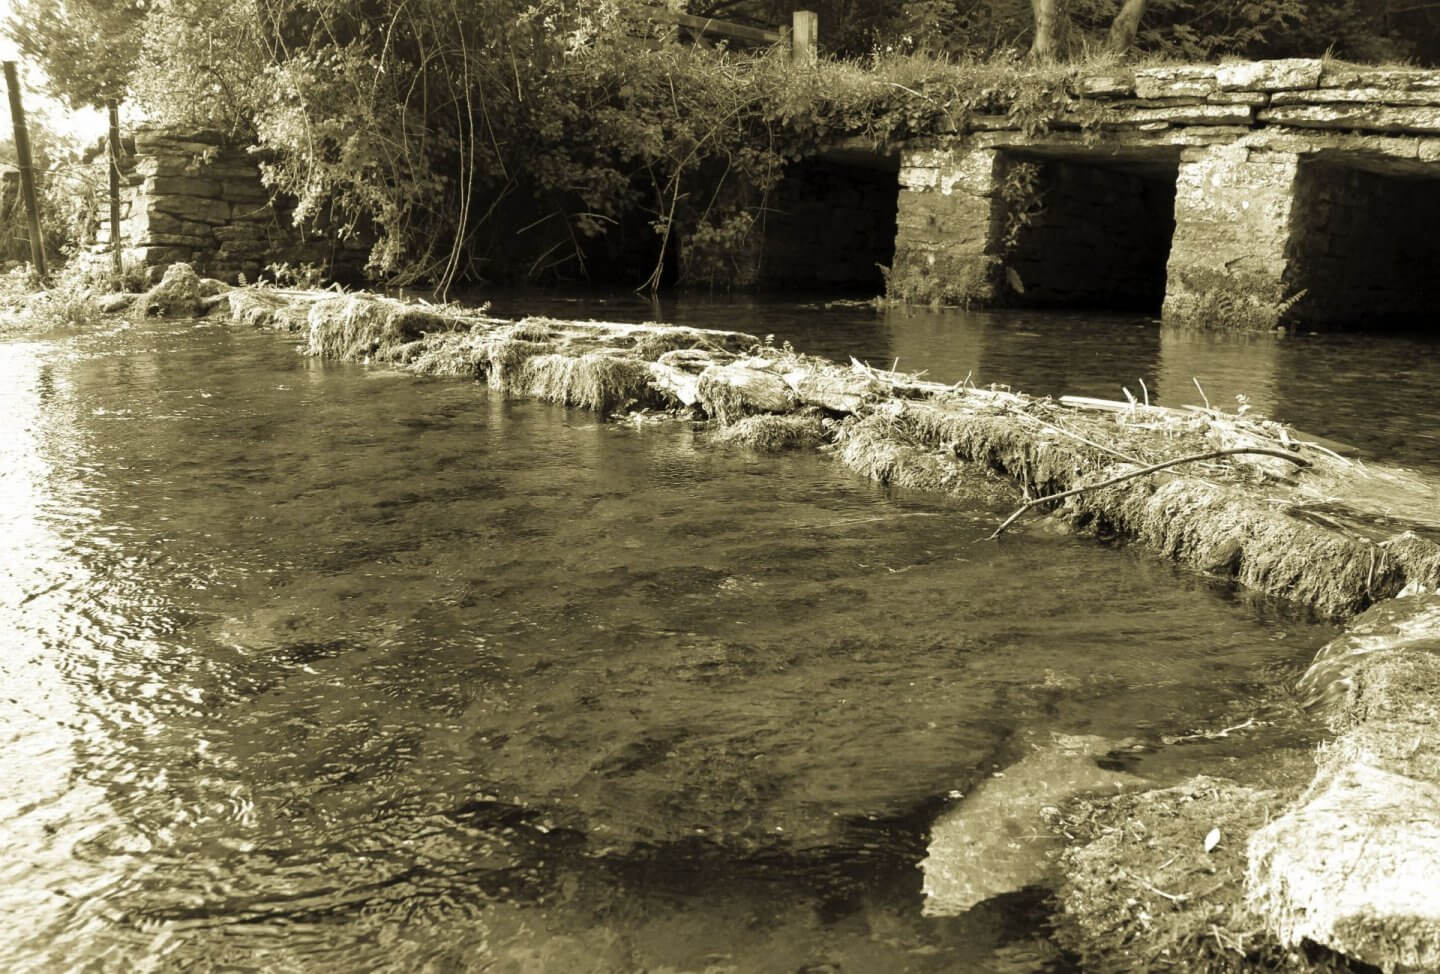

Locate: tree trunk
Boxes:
[1030,0,1062,59]
[1106,0,1148,54]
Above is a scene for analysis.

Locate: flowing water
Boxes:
[6,300,1430,972]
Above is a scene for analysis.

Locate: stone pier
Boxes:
[886,58,1440,329]
[91,126,367,285]
[1163,145,1301,329]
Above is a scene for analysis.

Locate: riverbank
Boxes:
[22,270,1433,970]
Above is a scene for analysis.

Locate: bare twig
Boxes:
[1193,377,1211,410]
[988,448,1311,540]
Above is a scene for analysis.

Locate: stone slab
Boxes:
[1259,104,1440,134]
[144,175,222,197]
[1216,58,1323,92]
[1319,65,1440,91]
[1272,87,1440,107]
[150,195,233,225]
[1100,103,1256,127]
[1134,65,1219,99]
[1208,91,1270,106]
[922,735,1145,916]
[1075,73,1133,97]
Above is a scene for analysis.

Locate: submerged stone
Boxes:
[920,734,1144,916]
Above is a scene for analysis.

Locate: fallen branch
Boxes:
[988,448,1311,540]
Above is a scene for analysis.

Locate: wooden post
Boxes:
[792,10,818,65]
[107,99,122,286]
[3,61,47,278]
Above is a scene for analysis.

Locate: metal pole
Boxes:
[4,61,47,278]
[107,99,122,285]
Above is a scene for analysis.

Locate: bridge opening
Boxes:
[1285,158,1440,330]
[757,151,899,294]
[997,152,1178,313]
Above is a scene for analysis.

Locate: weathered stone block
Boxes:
[1134,65,1219,99]
[139,233,212,248]
[151,195,233,224]
[1272,87,1440,107]
[124,209,214,239]
[1215,58,1322,92]
[1101,103,1256,127]
[1207,91,1270,106]
[1075,73,1133,97]
[132,245,199,266]
[1247,763,1440,973]
[1163,145,1301,328]
[221,180,270,203]
[144,175,222,197]
[213,224,271,244]
[1319,64,1440,91]
[1259,104,1440,134]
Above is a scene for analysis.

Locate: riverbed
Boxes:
[1,303,1394,972]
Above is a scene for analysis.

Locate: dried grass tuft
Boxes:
[480,338,553,390]
[520,352,657,412]
[633,331,709,361]
[712,412,828,450]
[405,333,488,377]
[505,319,557,342]
[306,294,466,360]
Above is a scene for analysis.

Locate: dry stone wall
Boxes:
[95,127,366,285]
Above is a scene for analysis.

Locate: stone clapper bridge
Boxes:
[867,57,1440,328]
[105,57,1440,330]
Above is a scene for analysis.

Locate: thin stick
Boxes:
[1193,377,1211,410]
[988,448,1310,540]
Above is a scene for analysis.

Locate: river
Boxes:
[4,299,1421,972]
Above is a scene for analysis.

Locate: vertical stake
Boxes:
[792,10,818,66]
[107,98,122,286]
[4,61,47,279]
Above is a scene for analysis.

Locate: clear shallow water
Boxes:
[1,313,1346,972]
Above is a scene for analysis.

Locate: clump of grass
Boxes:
[306,293,469,360]
[480,337,552,390]
[520,352,657,411]
[834,412,977,494]
[633,331,707,361]
[712,412,828,450]
[505,318,557,342]
[227,289,312,332]
[1053,775,1348,973]
[405,333,489,377]
[0,260,112,333]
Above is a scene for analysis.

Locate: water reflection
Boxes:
[1,317,1341,972]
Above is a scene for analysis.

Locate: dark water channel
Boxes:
[7,300,1424,972]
